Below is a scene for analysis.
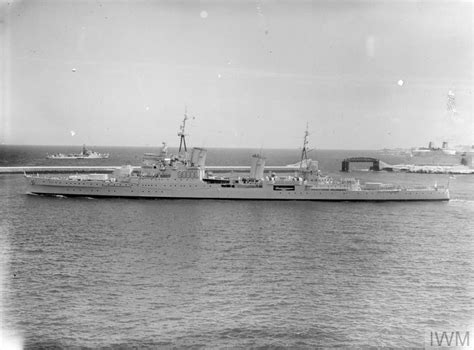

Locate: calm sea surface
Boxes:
[1,145,473,349]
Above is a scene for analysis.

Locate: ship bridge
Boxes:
[341,157,382,172]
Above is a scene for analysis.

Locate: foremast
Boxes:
[178,108,190,154]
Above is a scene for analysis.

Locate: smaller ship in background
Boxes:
[408,141,462,166]
[47,145,109,159]
[411,141,456,156]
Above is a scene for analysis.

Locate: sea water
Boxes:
[1,146,473,348]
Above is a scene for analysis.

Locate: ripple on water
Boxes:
[1,173,473,348]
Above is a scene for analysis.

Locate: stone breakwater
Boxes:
[0,166,121,174]
[0,165,300,175]
[381,164,474,174]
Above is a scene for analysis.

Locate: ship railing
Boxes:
[403,184,447,191]
[361,183,402,191]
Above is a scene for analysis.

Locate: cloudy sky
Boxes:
[1,0,472,149]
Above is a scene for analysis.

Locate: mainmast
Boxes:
[447,89,456,116]
[300,123,309,170]
[178,107,189,153]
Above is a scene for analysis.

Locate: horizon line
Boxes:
[1,143,461,151]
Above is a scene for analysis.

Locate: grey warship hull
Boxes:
[27,176,449,201]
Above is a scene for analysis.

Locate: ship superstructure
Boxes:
[27,117,449,201]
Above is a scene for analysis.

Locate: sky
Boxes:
[0,0,472,149]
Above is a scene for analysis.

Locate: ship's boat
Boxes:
[28,116,449,201]
[46,145,109,159]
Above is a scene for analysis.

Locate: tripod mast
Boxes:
[300,123,309,170]
[178,108,189,153]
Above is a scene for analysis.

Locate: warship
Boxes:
[27,115,449,201]
[47,145,109,159]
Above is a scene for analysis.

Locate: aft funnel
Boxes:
[308,160,319,172]
[249,154,266,179]
[191,147,207,167]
